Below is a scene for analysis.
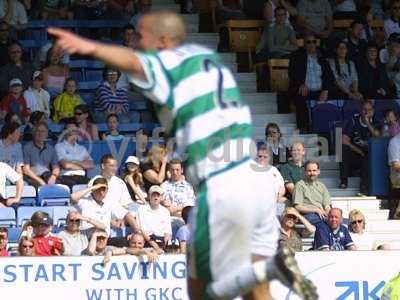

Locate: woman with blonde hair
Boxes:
[348,209,388,250]
[18,236,35,256]
[140,145,168,192]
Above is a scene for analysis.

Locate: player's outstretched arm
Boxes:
[48,27,145,79]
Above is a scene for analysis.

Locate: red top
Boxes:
[33,235,63,256]
[0,93,30,118]
[0,248,10,256]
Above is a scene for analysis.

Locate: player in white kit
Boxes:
[49,11,317,300]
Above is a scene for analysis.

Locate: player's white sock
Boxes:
[205,260,275,299]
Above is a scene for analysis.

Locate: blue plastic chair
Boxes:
[85,69,103,82]
[129,101,147,111]
[48,123,64,134]
[79,81,100,92]
[17,206,54,227]
[70,70,84,82]
[311,102,342,134]
[343,101,361,121]
[6,185,36,206]
[119,123,142,133]
[0,208,16,227]
[7,227,22,243]
[53,206,72,227]
[373,99,400,121]
[37,184,70,206]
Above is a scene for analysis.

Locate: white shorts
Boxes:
[188,158,279,283]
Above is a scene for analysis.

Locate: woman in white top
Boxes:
[348,209,390,250]
[328,40,363,100]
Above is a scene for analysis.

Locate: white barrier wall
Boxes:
[0,251,399,300]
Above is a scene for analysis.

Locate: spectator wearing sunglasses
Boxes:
[384,0,400,39]
[58,210,104,256]
[18,236,35,256]
[288,34,334,132]
[348,209,389,250]
[278,207,315,252]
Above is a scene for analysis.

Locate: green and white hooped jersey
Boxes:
[129,44,253,186]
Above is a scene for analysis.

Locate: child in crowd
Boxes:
[23,71,51,119]
[0,79,30,123]
[52,78,81,123]
[175,205,192,254]
[0,228,9,256]
[101,113,124,141]
[31,211,63,256]
[385,109,400,137]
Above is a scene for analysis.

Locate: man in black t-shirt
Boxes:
[339,100,380,193]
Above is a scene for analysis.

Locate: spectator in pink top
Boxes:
[0,228,10,256]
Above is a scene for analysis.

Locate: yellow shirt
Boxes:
[52,92,81,123]
[382,273,400,300]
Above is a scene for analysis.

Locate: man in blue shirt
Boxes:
[313,207,356,251]
[340,100,380,194]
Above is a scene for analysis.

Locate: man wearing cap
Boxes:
[23,71,51,118]
[137,185,172,254]
[89,154,134,209]
[0,78,29,120]
[161,158,195,218]
[31,211,64,256]
[70,177,140,237]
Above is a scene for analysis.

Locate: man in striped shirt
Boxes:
[49,11,316,300]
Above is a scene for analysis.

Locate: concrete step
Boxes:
[186,33,219,49]
[248,102,277,114]
[329,188,360,197]
[234,72,256,83]
[320,169,340,178]
[242,93,277,105]
[252,113,296,127]
[225,62,238,73]
[319,177,359,188]
[366,220,400,233]
[331,196,380,211]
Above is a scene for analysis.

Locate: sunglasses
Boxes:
[351,219,363,225]
[22,244,34,249]
[69,219,81,223]
[74,112,84,116]
[306,40,318,45]
[97,236,107,240]
[286,214,298,220]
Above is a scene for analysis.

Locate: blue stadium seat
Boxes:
[77,19,126,29]
[79,81,100,92]
[53,206,72,227]
[70,59,104,69]
[7,227,21,243]
[48,123,64,134]
[343,100,361,121]
[17,206,54,227]
[311,102,342,134]
[6,185,36,206]
[119,123,142,133]
[0,207,16,227]
[85,69,103,82]
[72,184,88,193]
[373,99,400,121]
[37,184,70,206]
[70,70,84,82]
[129,101,147,111]
[97,123,108,132]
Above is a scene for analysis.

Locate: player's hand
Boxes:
[48,27,97,56]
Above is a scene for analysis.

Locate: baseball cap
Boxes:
[33,70,43,81]
[148,185,163,195]
[125,156,140,165]
[9,78,22,87]
[31,214,53,226]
